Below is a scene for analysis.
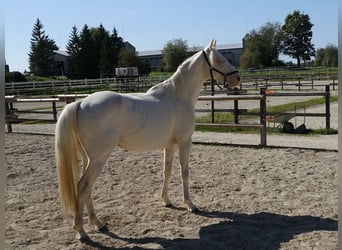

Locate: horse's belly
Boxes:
[118,129,176,152]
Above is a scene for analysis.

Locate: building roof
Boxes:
[137,43,243,57]
[137,50,162,57]
[216,43,243,50]
[53,50,69,57]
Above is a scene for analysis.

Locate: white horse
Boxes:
[55,39,240,241]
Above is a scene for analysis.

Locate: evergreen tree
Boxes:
[99,35,114,77]
[78,24,97,78]
[28,18,58,76]
[66,25,80,79]
[282,10,315,66]
[111,28,124,69]
[66,24,125,79]
[91,24,113,77]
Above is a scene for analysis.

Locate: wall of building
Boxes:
[138,43,243,71]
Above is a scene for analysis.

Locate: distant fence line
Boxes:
[5,74,338,96]
[5,76,163,96]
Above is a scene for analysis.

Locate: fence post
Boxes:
[68,79,71,93]
[332,79,335,90]
[260,88,267,147]
[233,89,239,124]
[211,80,215,123]
[325,85,330,129]
[280,75,284,90]
[52,101,57,122]
[5,102,13,133]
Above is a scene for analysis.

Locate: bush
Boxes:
[5,71,26,82]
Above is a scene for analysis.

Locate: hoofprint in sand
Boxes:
[5,133,337,249]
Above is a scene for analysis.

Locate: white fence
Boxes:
[5,76,168,95]
[5,74,338,96]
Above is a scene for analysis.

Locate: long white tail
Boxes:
[55,101,82,217]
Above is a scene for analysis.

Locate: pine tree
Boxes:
[91,24,111,77]
[99,35,114,77]
[66,24,125,79]
[28,18,58,76]
[78,24,98,78]
[66,25,80,79]
[111,28,124,69]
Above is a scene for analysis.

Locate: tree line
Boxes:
[241,10,337,68]
[27,19,149,79]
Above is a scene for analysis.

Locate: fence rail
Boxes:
[5,73,338,96]
[5,86,332,147]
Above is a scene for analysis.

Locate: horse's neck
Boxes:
[170,52,208,107]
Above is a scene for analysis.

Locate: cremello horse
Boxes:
[55,39,240,241]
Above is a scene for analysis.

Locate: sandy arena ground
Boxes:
[5,89,338,249]
[5,132,337,249]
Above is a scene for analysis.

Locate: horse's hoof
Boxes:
[188,206,200,213]
[79,235,91,243]
[98,225,109,232]
[165,203,174,208]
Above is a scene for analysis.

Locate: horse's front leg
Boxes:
[178,139,198,212]
[161,146,174,207]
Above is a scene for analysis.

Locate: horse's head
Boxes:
[203,39,241,88]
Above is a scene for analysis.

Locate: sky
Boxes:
[5,0,338,73]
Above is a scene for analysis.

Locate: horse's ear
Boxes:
[205,39,216,51]
[210,39,217,49]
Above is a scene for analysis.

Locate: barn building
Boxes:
[138,43,243,71]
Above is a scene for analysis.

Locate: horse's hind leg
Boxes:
[85,192,107,231]
[74,158,107,240]
[178,139,198,212]
[161,146,174,207]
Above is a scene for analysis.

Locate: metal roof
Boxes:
[137,43,242,57]
[53,50,69,57]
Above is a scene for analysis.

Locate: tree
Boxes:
[118,50,140,67]
[98,35,114,77]
[314,44,338,67]
[110,28,124,69]
[66,24,125,79]
[282,10,315,66]
[117,49,150,76]
[241,22,283,69]
[5,71,26,82]
[91,24,112,77]
[66,25,80,78]
[161,38,189,72]
[78,24,98,78]
[28,18,58,76]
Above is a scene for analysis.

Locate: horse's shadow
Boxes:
[84,210,337,249]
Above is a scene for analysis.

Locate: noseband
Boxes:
[202,50,239,89]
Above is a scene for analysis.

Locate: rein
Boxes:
[202,50,239,89]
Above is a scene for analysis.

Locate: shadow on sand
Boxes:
[83,210,337,250]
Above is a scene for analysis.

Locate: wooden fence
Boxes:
[5,86,332,147]
[5,74,338,96]
[196,88,267,146]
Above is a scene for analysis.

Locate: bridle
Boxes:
[202,50,239,89]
